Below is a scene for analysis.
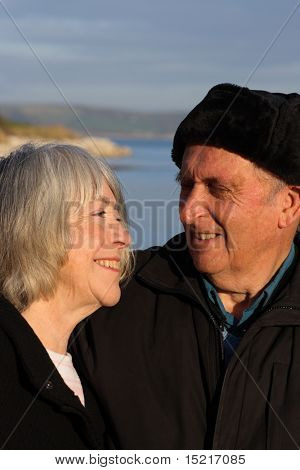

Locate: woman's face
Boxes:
[58,181,131,313]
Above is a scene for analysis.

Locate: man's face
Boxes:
[179,145,283,278]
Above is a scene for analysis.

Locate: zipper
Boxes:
[139,273,300,446]
[215,322,225,363]
[263,305,299,314]
[138,273,227,389]
[138,273,228,364]
[212,304,299,449]
[212,361,231,449]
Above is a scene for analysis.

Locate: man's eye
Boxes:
[208,183,220,190]
[209,184,230,196]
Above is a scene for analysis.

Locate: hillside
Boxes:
[0,104,185,138]
[0,115,79,140]
[0,115,131,158]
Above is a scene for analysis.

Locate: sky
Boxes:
[0,0,299,111]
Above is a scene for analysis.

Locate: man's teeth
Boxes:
[95,260,120,269]
[196,233,218,240]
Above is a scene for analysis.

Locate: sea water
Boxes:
[111,139,182,250]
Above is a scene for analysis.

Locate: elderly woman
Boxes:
[0,143,132,449]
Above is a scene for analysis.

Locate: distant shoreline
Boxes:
[0,135,132,159]
[97,133,173,141]
[0,104,184,141]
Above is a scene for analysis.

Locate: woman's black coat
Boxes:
[0,296,105,450]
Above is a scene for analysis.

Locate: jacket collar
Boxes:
[135,232,300,321]
[136,232,207,307]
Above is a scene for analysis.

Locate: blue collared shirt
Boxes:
[201,244,296,367]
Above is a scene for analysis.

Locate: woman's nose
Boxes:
[113,222,131,248]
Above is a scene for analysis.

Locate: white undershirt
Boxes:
[47,349,85,406]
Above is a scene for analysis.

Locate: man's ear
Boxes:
[278,186,300,228]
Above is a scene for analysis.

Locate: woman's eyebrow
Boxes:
[98,196,119,211]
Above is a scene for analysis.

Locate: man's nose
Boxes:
[179,188,209,225]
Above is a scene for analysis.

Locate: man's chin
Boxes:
[189,249,225,275]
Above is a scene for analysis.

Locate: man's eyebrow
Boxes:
[176,170,190,183]
[176,172,240,189]
[204,177,226,185]
[203,177,240,189]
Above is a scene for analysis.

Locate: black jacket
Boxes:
[71,233,300,450]
[0,296,106,449]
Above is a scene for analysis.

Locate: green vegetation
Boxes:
[0,114,131,158]
[0,115,79,142]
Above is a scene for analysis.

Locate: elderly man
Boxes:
[72,84,300,450]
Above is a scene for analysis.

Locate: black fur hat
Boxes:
[172,83,300,184]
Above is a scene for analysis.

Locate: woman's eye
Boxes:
[94,210,106,217]
[93,210,122,222]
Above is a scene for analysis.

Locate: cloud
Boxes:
[0,0,299,110]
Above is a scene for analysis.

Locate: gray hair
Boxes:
[0,143,134,311]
